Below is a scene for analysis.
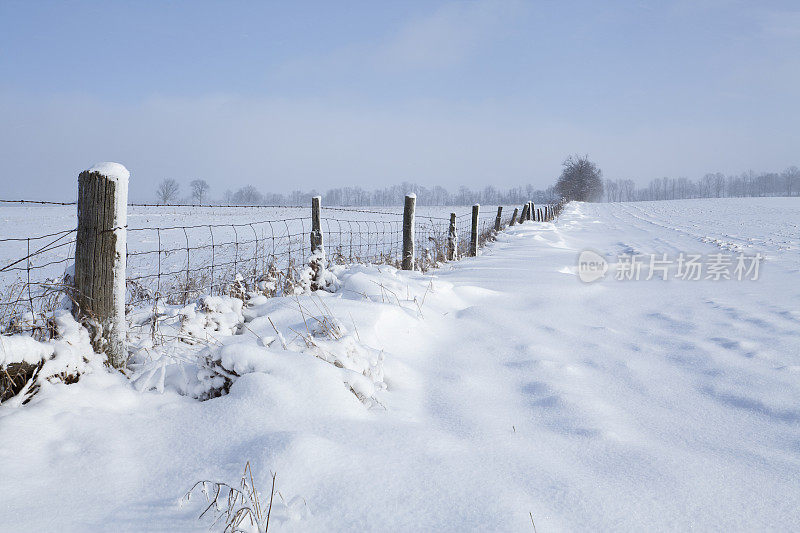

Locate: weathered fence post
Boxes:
[529,202,535,221]
[447,212,457,261]
[74,162,129,368]
[510,207,518,226]
[470,204,479,256]
[402,194,416,270]
[520,203,528,222]
[310,195,323,253]
[494,206,503,232]
[537,208,542,221]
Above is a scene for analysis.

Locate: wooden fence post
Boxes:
[529,202,535,221]
[402,194,416,270]
[310,196,323,253]
[494,206,503,232]
[520,203,528,222]
[74,163,129,368]
[470,204,479,256]
[447,212,457,261]
[510,207,519,226]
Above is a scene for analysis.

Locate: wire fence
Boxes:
[0,200,560,340]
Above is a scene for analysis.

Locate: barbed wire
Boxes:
[0,199,77,206]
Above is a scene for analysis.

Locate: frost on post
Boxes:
[300,248,340,293]
[73,162,129,368]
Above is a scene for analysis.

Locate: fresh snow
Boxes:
[1,198,799,531]
[88,162,130,183]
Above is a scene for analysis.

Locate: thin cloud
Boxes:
[375,0,524,71]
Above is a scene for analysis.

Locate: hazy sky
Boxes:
[1,0,798,201]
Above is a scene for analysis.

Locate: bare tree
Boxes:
[713,173,725,198]
[189,179,210,204]
[555,155,603,202]
[232,185,263,205]
[783,166,799,197]
[156,178,180,204]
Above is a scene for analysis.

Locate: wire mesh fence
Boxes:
[0,228,77,337]
[1,200,563,339]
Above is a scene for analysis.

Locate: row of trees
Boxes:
[604,166,800,202]
[155,178,210,204]
[154,179,558,206]
[153,161,799,206]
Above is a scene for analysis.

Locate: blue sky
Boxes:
[1,0,798,200]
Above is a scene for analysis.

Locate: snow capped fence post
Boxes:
[311,195,323,253]
[470,204,479,256]
[402,194,416,270]
[510,207,519,226]
[447,212,457,261]
[494,206,503,232]
[74,162,129,368]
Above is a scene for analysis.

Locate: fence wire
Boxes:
[1,201,564,338]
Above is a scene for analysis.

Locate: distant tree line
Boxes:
[604,166,800,202]
[153,161,799,207]
[154,178,559,206]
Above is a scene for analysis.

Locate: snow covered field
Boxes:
[1,197,799,531]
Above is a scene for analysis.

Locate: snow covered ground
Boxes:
[1,198,799,531]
